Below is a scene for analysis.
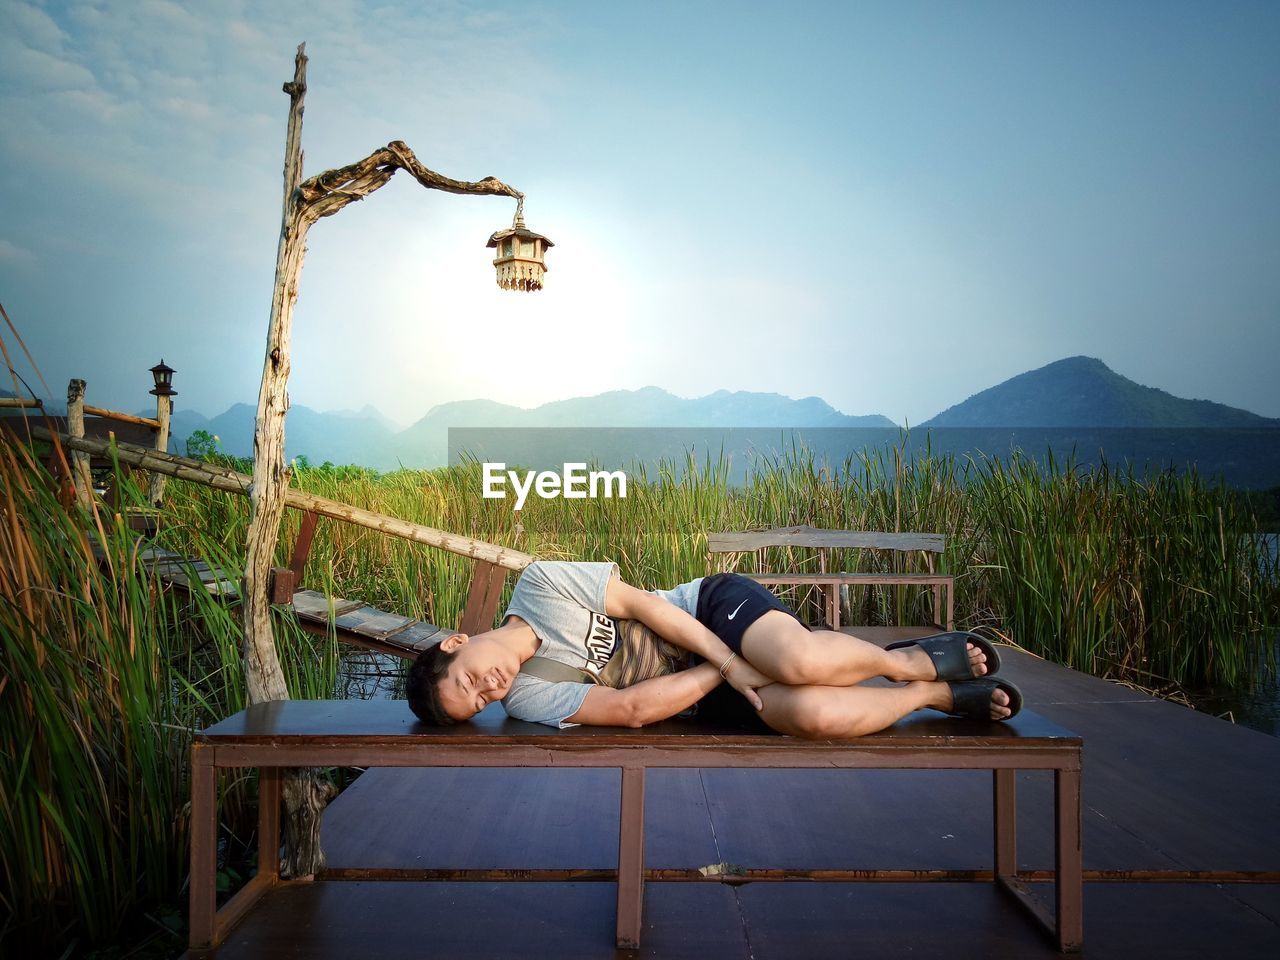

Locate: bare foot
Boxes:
[891,642,988,682]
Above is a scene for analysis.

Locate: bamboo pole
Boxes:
[0,397,42,408]
[34,427,536,571]
[149,393,171,505]
[83,405,161,429]
[66,379,93,508]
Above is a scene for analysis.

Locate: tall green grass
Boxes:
[0,439,339,953]
[970,451,1277,684]
[163,441,1278,690]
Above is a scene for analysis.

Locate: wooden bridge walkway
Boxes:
[95,542,455,659]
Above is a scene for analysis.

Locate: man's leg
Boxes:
[740,610,991,687]
[755,679,1013,739]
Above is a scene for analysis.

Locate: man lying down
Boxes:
[406,561,1022,736]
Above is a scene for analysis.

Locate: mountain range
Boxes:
[5,356,1277,472]
[922,356,1280,429]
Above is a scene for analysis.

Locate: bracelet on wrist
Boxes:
[719,652,738,679]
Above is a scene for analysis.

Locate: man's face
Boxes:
[436,633,519,722]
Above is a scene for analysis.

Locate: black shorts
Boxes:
[694,572,810,655]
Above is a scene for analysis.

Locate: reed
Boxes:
[0,440,339,953]
[969,451,1278,685]
[159,440,1277,691]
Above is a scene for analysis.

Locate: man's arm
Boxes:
[566,662,725,728]
[603,576,772,710]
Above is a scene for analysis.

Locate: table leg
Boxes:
[993,768,1017,881]
[189,743,217,948]
[616,766,646,949]
[259,767,281,882]
[1055,767,1084,952]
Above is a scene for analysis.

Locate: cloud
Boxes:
[0,40,96,91]
[1,2,561,224]
[0,2,68,53]
[0,239,38,267]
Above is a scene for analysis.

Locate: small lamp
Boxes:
[149,359,177,397]
[487,200,554,292]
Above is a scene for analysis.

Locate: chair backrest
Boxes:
[707,525,945,574]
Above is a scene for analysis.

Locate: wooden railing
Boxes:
[83,404,161,429]
[32,426,534,634]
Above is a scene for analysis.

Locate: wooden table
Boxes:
[190,700,1083,952]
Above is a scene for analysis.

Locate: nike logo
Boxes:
[726,598,750,620]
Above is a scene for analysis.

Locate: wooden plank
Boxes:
[395,621,454,651]
[709,527,945,553]
[181,881,748,960]
[288,511,319,586]
[161,569,237,597]
[199,698,1080,745]
[291,590,363,619]
[269,567,296,604]
[149,557,212,575]
[148,558,239,599]
[458,560,508,636]
[211,742,1076,771]
[211,879,1244,959]
[323,768,622,870]
[136,547,182,562]
[332,606,415,640]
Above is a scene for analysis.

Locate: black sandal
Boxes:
[885,631,1003,681]
[945,677,1023,721]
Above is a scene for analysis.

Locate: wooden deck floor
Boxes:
[187,634,1280,959]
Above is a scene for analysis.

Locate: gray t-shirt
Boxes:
[501,561,703,728]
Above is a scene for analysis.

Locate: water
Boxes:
[449,426,1280,489]
[1184,635,1280,738]
[335,649,405,700]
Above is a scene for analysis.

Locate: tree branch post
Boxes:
[240,44,528,878]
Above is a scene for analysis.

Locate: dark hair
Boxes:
[406,643,460,726]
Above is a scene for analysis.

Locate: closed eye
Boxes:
[464,674,482,713]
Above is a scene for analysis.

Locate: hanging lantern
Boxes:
[487,200,553,292]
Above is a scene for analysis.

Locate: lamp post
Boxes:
[148,360,175,505]
[243,45,553,877]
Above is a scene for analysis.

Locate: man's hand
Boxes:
[722,655,773,711]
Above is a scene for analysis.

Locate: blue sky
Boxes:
[1,0,1277,426]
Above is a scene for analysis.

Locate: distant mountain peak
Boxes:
[921,356,1279,429]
